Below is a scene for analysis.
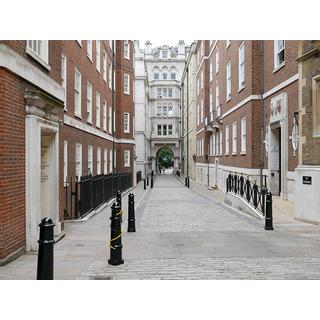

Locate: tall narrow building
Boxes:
[140,41,188,173]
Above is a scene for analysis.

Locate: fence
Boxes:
[136,171,142,184]
[226,172,269,216]
[64,172,132,220]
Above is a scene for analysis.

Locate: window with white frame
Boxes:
[197,105,200,125]
[96,91,100,128]
[162,50,168,59]
[124,74,130,95]
[96,40,101,72]
[108,106,112,134]
[154,72,159,80]
[216,85,220,116]
[168,88,173,97]
[157,104,162,116]
[75,143,82,177]
[210,92,213,113]
[274,40,285,69]
[197,78,200,95]
[114,149,117,168]
[232,121,237,154]
[88,145,93,175]
[108,62,112,89]
[226,61,232,100]
[168,124,173,135]
[163,104,168,116]
[171,72,176,80]
[124,150,130,167]
[200,71,204,90]
[97,147,101,175]
[87,40,93,61]
[163,88,168,98]
[103,101,107,131]
[157,125,162,135]
[87,82,92,123]
[168,104,173,116]
[219,131,223,155]
[103,51,107,82]
[216,133,219,156]
[113,110,116,132]
[63,140,68,185]
[200,100,204,123]
[226,40,231,48]
[74,68,81,117]
[61,55,67,110]
[109,149,113,172]
[225,125,230,155]
[27,40,49,65]
[202,138,204,156]
[163,125,167,136]
[209,135,212,156]
[239,42,245,89]
[216,50,219,74]
[209,60,213,82]
[241,117,247,153]
[213,133,216,156]
[124,112,130,133]
[124,41,130,60]
[104,148,108,174]
[162,73,167,80]
[157,88,162,98]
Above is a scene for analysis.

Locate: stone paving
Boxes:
[81,174,320,280]
[1,173,320,280]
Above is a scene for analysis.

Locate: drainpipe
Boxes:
[186,67,189,180]
[259,41,265,188]
[112,40,115,179]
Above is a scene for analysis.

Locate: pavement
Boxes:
[1,173,320,280]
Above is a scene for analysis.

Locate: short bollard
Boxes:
[147,176,149,186]
[37,217,55,280]
[187,177,190,188]
[116,190,122,222]
[144,178,146,190]
[127,193,136,232]
[264,192,274,230]
[185,176,188,187]
[108,202,124,266]
[151,176,154,188]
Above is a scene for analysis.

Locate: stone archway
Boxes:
[156,147,174,174]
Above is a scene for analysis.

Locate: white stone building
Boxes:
[134,41,152,179]
[142,41,188,173]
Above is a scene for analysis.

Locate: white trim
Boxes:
[196,127,205,136]
[64,114,135,144]
[263,73,298,99]
[221,95,260,119]
[0,44,64,101]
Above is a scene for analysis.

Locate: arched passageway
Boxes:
[156,147,174,174]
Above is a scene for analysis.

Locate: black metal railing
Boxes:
[136,171,142,184]
[64,172,132,220]
[226,172,269,216]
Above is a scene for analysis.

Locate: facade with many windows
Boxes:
[192,40,299,205]
[141,41,189,172]
[0,40,135,264]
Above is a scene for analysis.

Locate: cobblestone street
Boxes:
[1,173,320,280]
[81,174,320,280]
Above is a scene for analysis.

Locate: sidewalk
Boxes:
[177,174,320,235]
[0,180,148,280]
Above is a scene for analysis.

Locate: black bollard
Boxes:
[185,176,188,187]
[187,177,190,188]
[264,192,274,230]
[116,190,122,222]
[144,178,146,190]
[108,202,124,266]
[127,193,136,232]
[147,176,149,186]
[37,217,55,280]
[151,176,153,188]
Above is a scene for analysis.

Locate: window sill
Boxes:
[75,114,82,120]
[124,165,131,168]
[273,62,285,73]
[232,152,237,156]
[124,57,130,60]
[225,153,229,156]
[96,68,101,74]
[238,86,245,93]
[124,131,130,134]
[26,47,51,71]
[226,97,231,103]
[124,92,130,96]
[87,55,93,63]
[240,151,246,155]
[87,120,93,125]
[76,41,82,47]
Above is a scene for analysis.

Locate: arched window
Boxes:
[162,66,168,80]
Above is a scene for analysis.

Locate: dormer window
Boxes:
[162,50,168,59]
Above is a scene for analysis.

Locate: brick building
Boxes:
[296,41,320,223]
[193,40,299,203]
[0,40,135,265]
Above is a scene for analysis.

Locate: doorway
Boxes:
[269,126,281,196]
